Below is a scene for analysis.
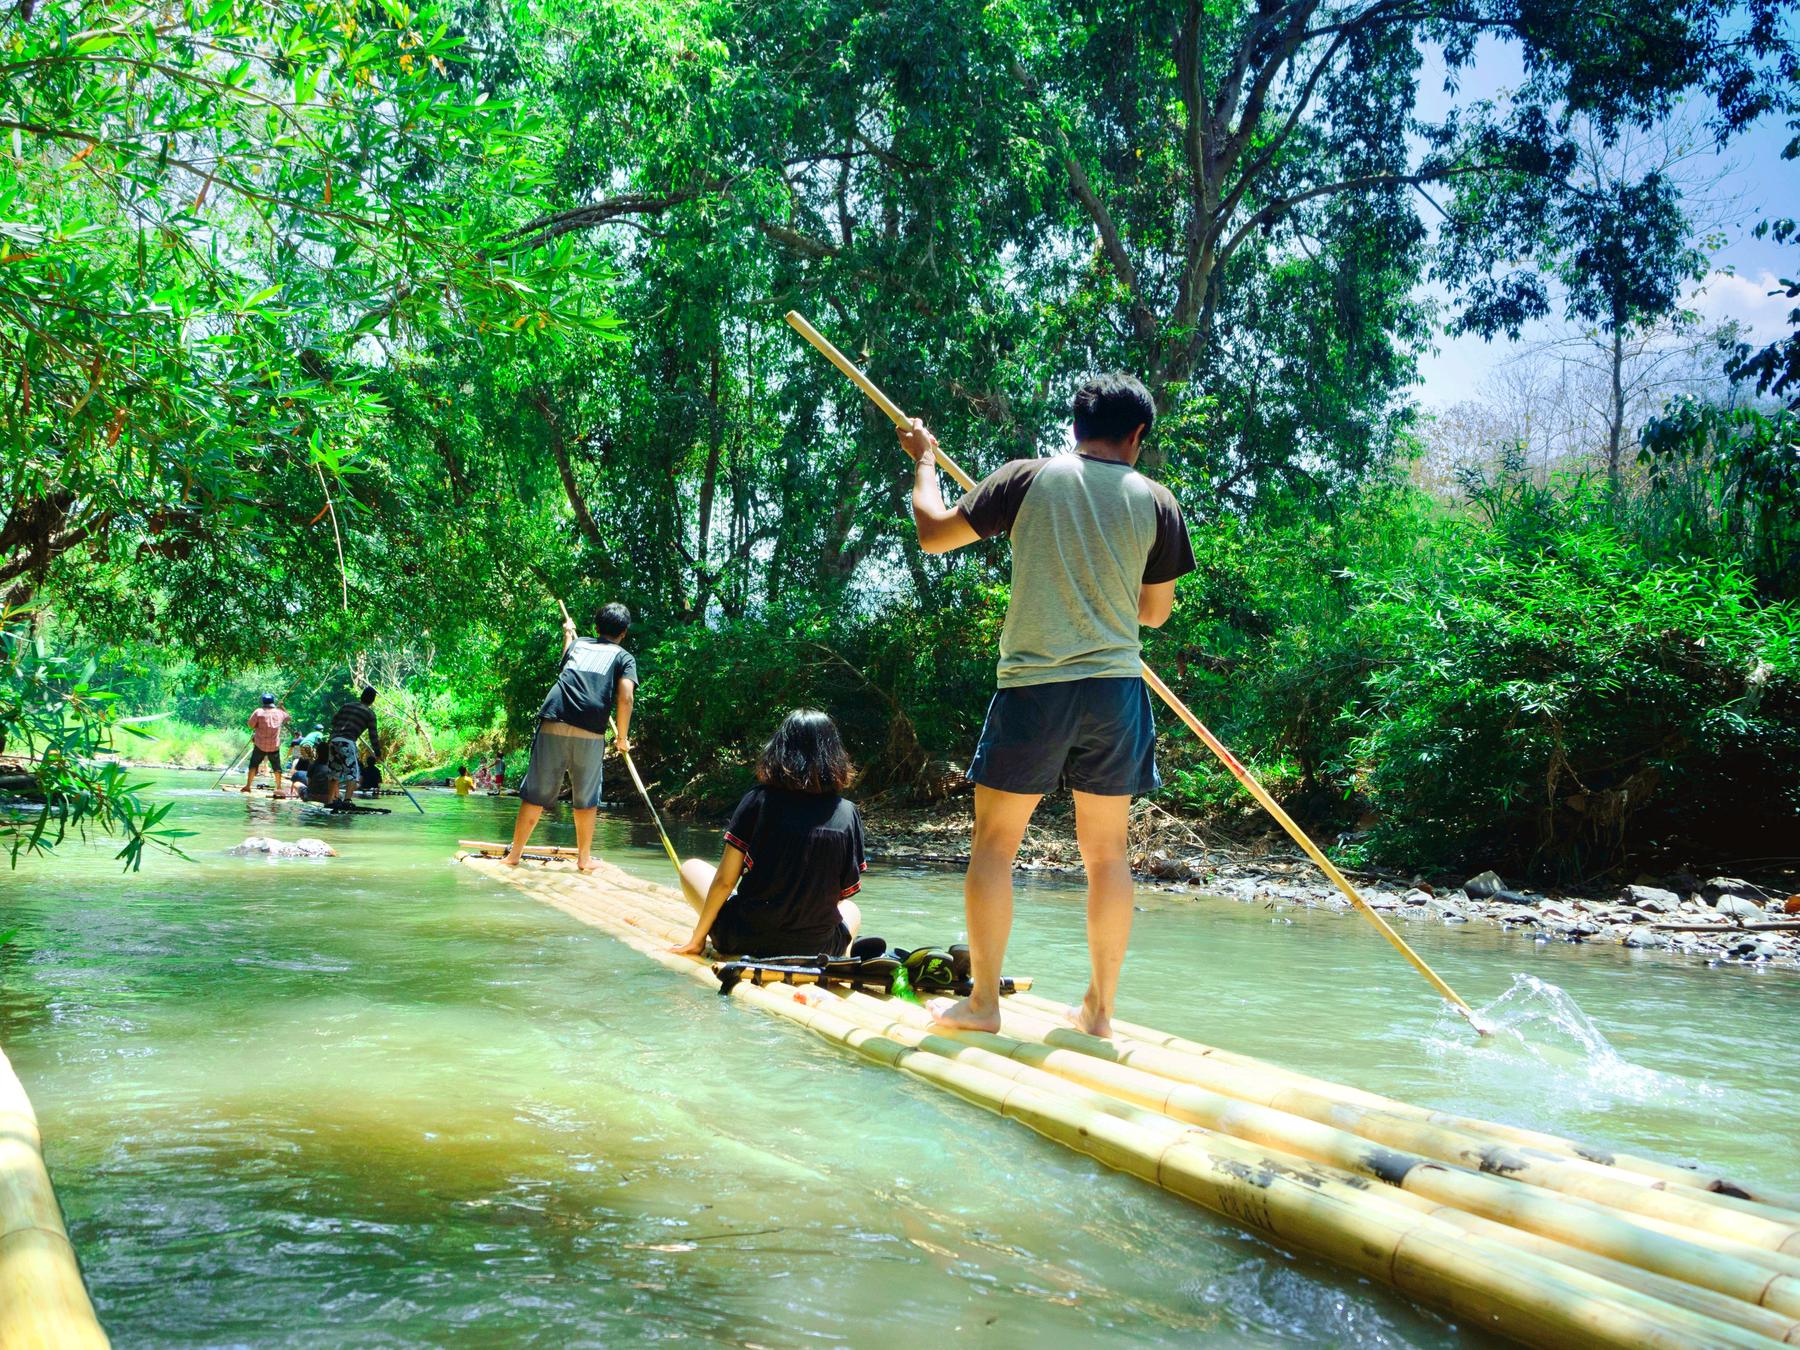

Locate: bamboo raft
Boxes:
[456,847,1800,1348]
[0,1046,107,1348]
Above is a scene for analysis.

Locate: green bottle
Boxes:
[891,963,918,1002]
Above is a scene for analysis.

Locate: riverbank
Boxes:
[112,762,1800,971]
[860,794,1800,972]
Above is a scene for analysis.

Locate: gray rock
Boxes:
[1364,891,1402,911]
[1142,849,1188,879]
[1714,895,1765,923]
[1401,888,1433,906]
[1623,930,1672,950]
[1702,876,1763,904]
[229,835,336,859]
[1619,884,1680,913]
[1463,870,1505,899]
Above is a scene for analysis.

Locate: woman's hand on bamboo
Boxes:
[671,933,706,957]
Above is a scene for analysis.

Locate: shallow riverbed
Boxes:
[2,771,1797,1347]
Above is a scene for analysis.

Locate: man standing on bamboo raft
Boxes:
[501,602,637,872]
[900,375,1194,1037]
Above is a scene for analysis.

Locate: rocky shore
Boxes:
[864,798,1800,971]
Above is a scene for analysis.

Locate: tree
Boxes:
[0,0,603,609]
[1436,108,1747,487]
[0,0,604,864]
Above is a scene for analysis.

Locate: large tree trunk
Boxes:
[532,389,607,552]
[1606,324,1627,493]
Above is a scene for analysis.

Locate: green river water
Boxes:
[2,770,1796,1347]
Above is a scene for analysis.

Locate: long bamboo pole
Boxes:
[781,311,1485,1032]
[0,1048,108,1348]
[1011,992,1799,1212]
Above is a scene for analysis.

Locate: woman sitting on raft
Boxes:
[673,710,865,958]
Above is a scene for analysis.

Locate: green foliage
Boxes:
[1348,484,1798,873]
[0,0,606,613]
[1,613,189,868]
[1148,472,1800,877]
[9,0,1799,884]
[1640,400,1800,597]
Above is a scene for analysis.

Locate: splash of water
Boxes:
[1430,973,1719,1111]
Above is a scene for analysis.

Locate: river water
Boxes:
[1,771,1796,1347]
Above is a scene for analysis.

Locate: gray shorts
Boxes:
[520,722,605,810]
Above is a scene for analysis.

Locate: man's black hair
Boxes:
[360,685,377,704]
[595,601,632,638]
[1072,373,1155,445]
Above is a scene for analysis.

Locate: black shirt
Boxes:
[722,786,865,949]
[331,701,377,743]
[539,638,638,736]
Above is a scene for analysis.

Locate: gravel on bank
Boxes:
[863,797,1800,972]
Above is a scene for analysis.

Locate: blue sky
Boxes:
[1408,39,1798,408]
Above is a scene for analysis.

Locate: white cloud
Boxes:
[1688,269,1795,340]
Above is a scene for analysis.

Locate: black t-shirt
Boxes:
[721,786,865,949]
[539,638,638,736]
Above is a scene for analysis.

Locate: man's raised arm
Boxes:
[899,419,980,556]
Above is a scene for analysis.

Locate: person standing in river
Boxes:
[242,694,291,795]
[501,602,637,872]
[898,374,1195,1038]
[318,686,381,807]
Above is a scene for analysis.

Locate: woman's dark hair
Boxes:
[595,601,632,637]
[1072,372,1155,444]
[359,684,377,704]
[756,709,856,794]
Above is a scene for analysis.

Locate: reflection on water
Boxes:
[2,772,1796,1346]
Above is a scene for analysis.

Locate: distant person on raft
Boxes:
[899,373,1195,1038]
[671,709,865,959]
[316,686,381,806]
[242,693,291,794]
[500,602,638,871]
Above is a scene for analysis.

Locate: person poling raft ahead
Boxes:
[500,601,638,872]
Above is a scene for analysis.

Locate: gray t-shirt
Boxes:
[957,453,1195,688]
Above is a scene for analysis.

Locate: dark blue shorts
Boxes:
[967,676,1160,797]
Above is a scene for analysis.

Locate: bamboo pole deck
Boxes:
[456,849,1800,1348]
[0,1046,108,1348]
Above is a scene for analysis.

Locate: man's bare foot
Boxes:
[239,786,251,794]
[499,852,523,868]
[927,996,1001,1033]
[1065,992,1112,1039]
[577,858,602,873]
